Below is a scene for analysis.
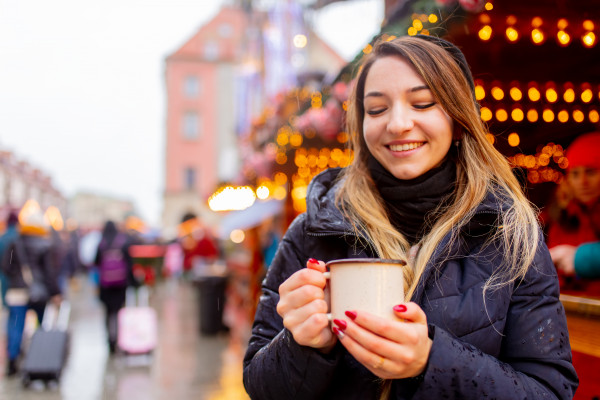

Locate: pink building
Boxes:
[162,4,347,236]
[162,6,247,233]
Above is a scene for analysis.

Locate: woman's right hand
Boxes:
[276,258,336,352]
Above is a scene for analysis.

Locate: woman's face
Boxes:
[567,166,600,205]
[362,56,454,180]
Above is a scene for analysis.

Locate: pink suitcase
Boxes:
[117,287,157,355]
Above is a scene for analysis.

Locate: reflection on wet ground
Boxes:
[0,277,250,400]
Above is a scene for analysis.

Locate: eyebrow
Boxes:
[364,85,430,98]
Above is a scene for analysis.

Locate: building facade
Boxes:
[161,4,347,237]
[0,150,66,224]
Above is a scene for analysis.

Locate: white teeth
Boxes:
[389,142,424,152]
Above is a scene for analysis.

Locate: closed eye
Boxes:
[413,102,436,110]
[366,108,386,116]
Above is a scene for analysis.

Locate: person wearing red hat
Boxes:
[546,132,600,292]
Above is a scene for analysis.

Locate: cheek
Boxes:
[362,120,377,149]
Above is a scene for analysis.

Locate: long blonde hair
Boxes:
[338,35,540,306]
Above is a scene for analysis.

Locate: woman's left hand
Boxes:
[332,302,432,380]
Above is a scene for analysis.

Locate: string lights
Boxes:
[476,12,597,47]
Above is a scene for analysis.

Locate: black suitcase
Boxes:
[20,301,70,387]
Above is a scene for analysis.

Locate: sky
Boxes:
[0,0,383,227]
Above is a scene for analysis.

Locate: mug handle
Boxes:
[323,271,332,323]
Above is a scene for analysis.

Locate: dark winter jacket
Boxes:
[243,168,578,400]
[1,233,61,303]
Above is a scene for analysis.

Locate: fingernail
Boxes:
[332,327,345,339]
[345,310,357,320]
[393,304,407,312]
[333,319,347,330]
[308,258,318,264]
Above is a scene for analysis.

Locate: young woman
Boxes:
[243,35,578,399]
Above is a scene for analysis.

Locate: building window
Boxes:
[204,41,219,61]
[184,75,200,98]
[182,111,200,139]
[184,167,196,190]
[218,23,233,37]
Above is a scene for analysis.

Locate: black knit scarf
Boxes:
[367,155,457,244]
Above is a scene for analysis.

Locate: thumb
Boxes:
[306,258,326,273]
[393,302,428,324]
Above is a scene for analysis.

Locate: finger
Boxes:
[283,298,328,331]
[292,309,334,348]
[306,258,326,272]
[278,283,326,316]
[341,312,410,357]
[333,325,396,379]
[279,268,327,296]
[392,302,427,324]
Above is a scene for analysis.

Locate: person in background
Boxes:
[2,209,61,376]
[0,212,19,307]
[243,35,577,399]
[179,213,219,276]
[545,132,600,294]
[551,241,600,279]
[94,220,136,354]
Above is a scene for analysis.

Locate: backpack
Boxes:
[99,234,128,288]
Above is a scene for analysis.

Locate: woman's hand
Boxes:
[332,302,432,379]
[276,258,337,352]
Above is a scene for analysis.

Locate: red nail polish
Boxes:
[333,319,347,330]
[393,304,407,312]
[345,311,357,320]
[332,327,345,338]
[308,258,318,264]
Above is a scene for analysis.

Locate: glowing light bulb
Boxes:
[508,133,520,147]
[531,29,545,44]
[506,27,519,42]
[511,108,524,122]
[293,34,307,48]
[528,87,541,101]
[557,30,571,46]
[481,107,493,121]
[475,85,486,101]
[563,88,575,102]
[542,109,555,122]
[496,109,508,122]
[546,88,558,103]
[527,109,539,122]
[510,87,522,101]
[582,32,596,47]
[557,110,569,123]
[479,25,493,41]
[491,87,505,100]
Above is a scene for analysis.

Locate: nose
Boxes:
[387,104,414,134]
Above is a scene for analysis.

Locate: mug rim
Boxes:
[326,258,407,267]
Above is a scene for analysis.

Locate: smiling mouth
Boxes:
[388,142,425,152]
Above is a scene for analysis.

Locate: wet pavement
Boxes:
[0,277,250,400]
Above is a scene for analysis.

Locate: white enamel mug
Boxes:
[324,258,407,322]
